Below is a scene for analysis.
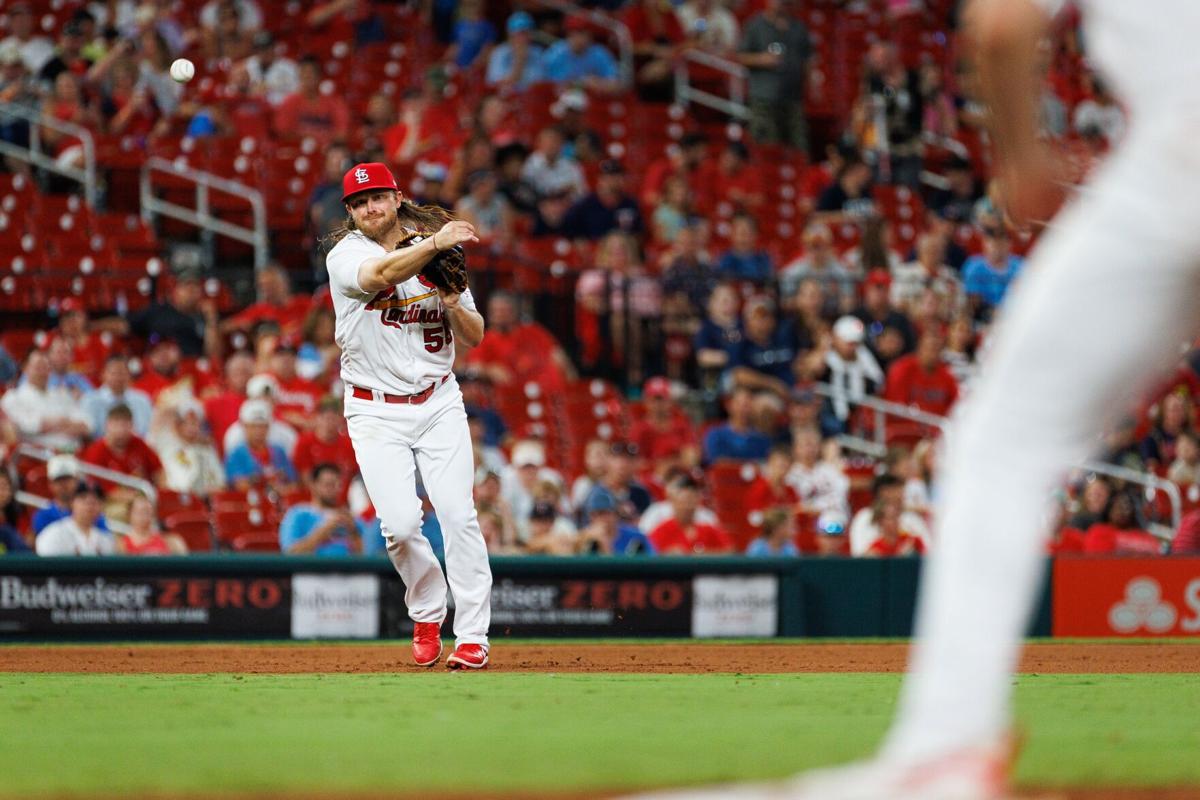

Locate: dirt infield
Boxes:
[1,641,1197,674]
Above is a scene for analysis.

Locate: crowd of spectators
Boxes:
[0,0,1192,558]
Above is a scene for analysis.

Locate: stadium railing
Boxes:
[673,48,750,121]
[531,0,636,88]
[0,104,99,207]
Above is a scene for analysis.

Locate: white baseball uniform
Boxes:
[883,0,1200,764]
[326,229,492,648]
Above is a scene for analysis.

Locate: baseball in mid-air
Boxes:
[169,58,195,83]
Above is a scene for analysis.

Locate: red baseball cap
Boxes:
[864,269,891,289]
[342,162,399,202]
[59,297,84,315]
[643,376,671,399]
[564,15,590,33]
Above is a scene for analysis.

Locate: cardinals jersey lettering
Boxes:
[326,230,476,395]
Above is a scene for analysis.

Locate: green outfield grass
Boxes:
[1,672,1196,796]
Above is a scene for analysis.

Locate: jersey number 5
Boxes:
[423,321,454,353]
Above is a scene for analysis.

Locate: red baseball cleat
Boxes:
[446,643,489,670]
[412,622,443,667]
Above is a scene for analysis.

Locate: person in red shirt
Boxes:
[1171,508,1200,553]
[133,336,188,401]
[1083,491,1163,555]
[640,131,708,211]
[116,493,187,556]
[745,443,799,518]
[884,328,960,418]
[204,351,255,453]
[273,55,350,142]
[864,502,926,557]
[53,298,112,385]
[263,339,324,431]
[292,396,357,496]
[223,264,314,337]
[629,376,698,474]
[648,474,734,554]
[694,140,765,217]
[79,404,165,496]
[464,291,575,392]
[620,0,685,96]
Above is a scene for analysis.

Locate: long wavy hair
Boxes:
[321,194,456,251]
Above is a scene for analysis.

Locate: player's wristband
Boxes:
[432,232,442,252]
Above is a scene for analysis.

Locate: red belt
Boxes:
[350,375,450,405]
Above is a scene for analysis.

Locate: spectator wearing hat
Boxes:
[487,12,546,90]
[525,501,578,555]
[578,490,653,555]
[224,263,313,337]
[729,296,802,396]
[814,316,885,434]
[292,397,357,496]
[702,386,772,464]
[79,404,166,495]
[153,398,225,496]
[849,473,930,556]
[854,269,917,365]
[36,483,112,556]
[746,507,800,556]
[962,226,1025,319]
[456,169,515,244]
[500,439,565,540]
[582,442,652,525]
[280,463,370,556]
[43,336,93,397]
[2,349,92,453]
[629,377,699,476]
[273,54,350,141]
[813,509,849,556]
[521,126,587,199]
[32,455,107,535]
[542,16,621,93]
[108,271,219,359]
[715,214,773,284]
[222,373,299,459]
[883,328,959,420]
[465,291,575,391]
[223,399,297,494]
[737,0,811,150]
[83,355,153,437]
[648,473,734,554]
[563,159,645,241]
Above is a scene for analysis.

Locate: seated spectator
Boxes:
[444,0,496,70]
[524,501,577,555]
[521,126,587,199]
[815,317,885,435]
[1083,491,1161,555]
[121,271,218,359]
[486,12,545,90]
[564,159,644,240]
[83,355,153,438]
[33,456,105,535]
[1,3,54,74]
[117,493,187,555]
[638,468,720,534]
[889,441,934,518]
[79,405,166,496]
[577,491,653,555]
[530,186,574,237]
[459,372,507,449]
[660,220,717,309]
[202,1,252,61]
[500,439,564,540]
[702,141,766,214]
[813,156,875,222]
[542,17,621,93]
[1141,392,1192,473]
[1168,431,1200,485]
[40,71,101,170]
[273,54,349,141]
[943,316,979,386]
[926,157,980,224]
[279,464,369,555]
[2,349,91,452]
[36,483,113,556]
[694,283,744,376]
[223,374,300,459]
[479,508,522,554]
[1068,475,1112,531]
[296,305,339,382]
[746,508,799,557]
[456,169,514,244]
[465,292,575,391]
[50,299,110,387]
[652,175,692,245]
[677,0,740,54]
[963,227,1024,319]
[292,397,357,494]
[883,329,959,418]
[746,443,799,517]
[495,143,538,217]
[225,264,313,337]
[582,442,653,525]
[0,470,29,553]
[648,473,734,554]
[702,386,772,464]
[245,31,299,106]
[849,473,930,555]
[132,336,191,401]
[786,426,849,515]
[641,131,708,210]
[153,399,226,496]
[1045,492,1087,556]
[574,233,662,378]
[854,271,917,365]
[629,377,699,475]
[813,509,849,556]
[892,233,964,313]
[204,351,256,450]
[715,214,772,284]
[729,296,802,395]
[570,440,612,516]
[223,400,298,494]
[779,223,856,310]
[263,342,324,432]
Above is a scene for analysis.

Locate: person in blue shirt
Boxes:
[694,283,744,375]
[716,213,773,283]
[486,11,546,90]
[223,400,298,493]
[563,159,645,240]
[728,296,801,393]
[962,226,1024,319]
[578,490,653,555]
[82,355,154,437]
[542,16,621,93]
[745,507,800,556]
[33,455,108,535]
[279,464,371,555]
[446,0,496,69]
[703,386,772,464]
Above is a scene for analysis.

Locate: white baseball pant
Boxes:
[883,116,1200,762]
[345,377,492,647]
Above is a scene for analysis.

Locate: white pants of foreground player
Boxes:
[884,116,1200,762]
[345,377,492,647]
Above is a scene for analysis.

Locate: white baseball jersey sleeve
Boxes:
[326,231,477,395]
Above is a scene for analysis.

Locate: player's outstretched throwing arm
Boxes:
[356,219,479,293]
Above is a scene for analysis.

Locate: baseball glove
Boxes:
[396,230,469,294]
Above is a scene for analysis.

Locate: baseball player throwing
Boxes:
[325,162,491,670]
[634,0,1200,796]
